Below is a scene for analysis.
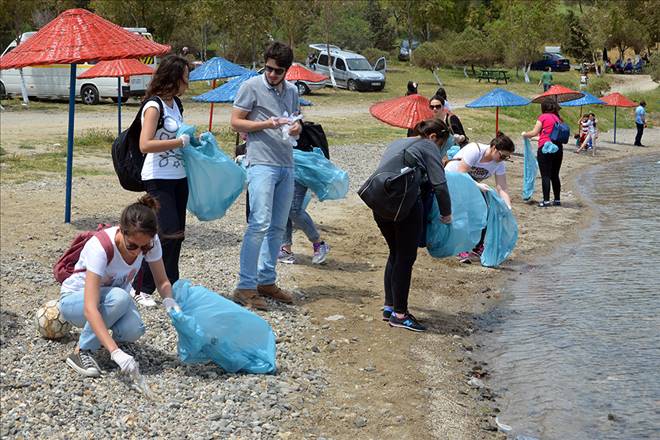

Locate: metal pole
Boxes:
[209,79,216,131]
[613,107,617,144]
[117,77,122,137]
[65,64,77,223]
[496,107,499,135]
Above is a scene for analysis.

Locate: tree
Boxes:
[273,0,315,51]
[561,9,591,62]
[364,0,396,51]
[306,1,373,52]
[412,40,448,84]
[444,26,500,75]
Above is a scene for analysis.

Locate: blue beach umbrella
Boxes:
[561,91,605,117]
[189,57,250,130]
[465,88,530,135]
[299,97,313,106]
[193,71,259,103]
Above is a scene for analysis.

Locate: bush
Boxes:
[362,47,388,65]
[649,52,660,83]
[412,41,447,71]
[586,76,611,96]
[293,46,309,64]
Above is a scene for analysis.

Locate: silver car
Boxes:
[308,44,386,92]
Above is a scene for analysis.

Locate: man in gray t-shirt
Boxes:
[231,42,301,310]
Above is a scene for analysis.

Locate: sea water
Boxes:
[479,154,660,439]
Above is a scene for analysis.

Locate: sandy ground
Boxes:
[1,74,658,437]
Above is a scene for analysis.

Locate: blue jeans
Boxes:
[283,181,320,246]
[59,287,145,351]
[238,164,294,289]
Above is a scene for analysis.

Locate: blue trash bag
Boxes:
[168,280,277,374]
[522,137,538,201]
[178,124,246,221]
[446,145,460,160]
[426,172,488,258]
[541,141,559,153]
[481,189,518,267]
[293,148,349,201]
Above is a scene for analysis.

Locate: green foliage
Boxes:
[648,52,660,83]
[561,9,591,61]
[442,26,500,68]
[412,41,447,70]
[364,0,396,50]
[362,47,389,64]
[586,76,611,97]
[306,1,374,51]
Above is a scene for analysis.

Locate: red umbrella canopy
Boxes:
[600,92,637,107]
[0,9,170,69]
[531,85,584,103]
[285,63,328,82]
[77,58,153,79]
[370,94,434,129]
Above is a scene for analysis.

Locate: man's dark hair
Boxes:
[264,42,294,69]
[640,100,646,107]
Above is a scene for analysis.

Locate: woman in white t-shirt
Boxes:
[132,55,192,308]
[444,133,514,263]
[59,195,181,378]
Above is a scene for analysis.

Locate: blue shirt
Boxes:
[635,105,646,124]
[233,74,300,167]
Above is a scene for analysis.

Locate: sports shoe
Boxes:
[538,201,550,208]
[471,244,484,258]
[233,288,269,310]
[553,200,561,206]
[277,247,296,264]
[66,350,101,377]
[458,251,472,264]
[388,312,426,332]
[312,241,330,265]
[382,306,394,321]
[130,288,157,307]
[257,284,294,304]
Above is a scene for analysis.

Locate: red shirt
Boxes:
[537,113,561,149]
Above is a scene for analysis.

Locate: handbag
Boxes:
[358,149,422,222]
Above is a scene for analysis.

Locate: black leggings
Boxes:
[374,200,422,314]
[135,178,188,294]
[537,145,563,202]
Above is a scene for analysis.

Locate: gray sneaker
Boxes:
[312,241,330,264]
[66,350,101,377]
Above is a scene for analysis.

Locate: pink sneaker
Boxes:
[458,251,472,264]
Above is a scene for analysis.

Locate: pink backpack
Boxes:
[53,224,114,284]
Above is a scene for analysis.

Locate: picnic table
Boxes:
[476,69,510,84]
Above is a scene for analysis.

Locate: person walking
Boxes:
[522,101,564,207]
[132,55,191,307]
[59,196,180,378]
[231,42,301,310]
[369,119,453,332]
[539,67,553,92]
[634,100,647,146]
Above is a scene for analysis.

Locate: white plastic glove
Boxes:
[163,297,181,313]
[178,133,190,147]
[111,348,139,375]
[521,132,527,137]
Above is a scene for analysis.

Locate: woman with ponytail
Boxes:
[59,196,180,378]
[370,118,453,332]
[445,132,514,263]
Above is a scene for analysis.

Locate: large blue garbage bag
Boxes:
[481,189,518,267]
[168,280,277,374]
[522,137,538,201]
[446,145,460,160]
[178,124,246,221]
[426,172,488,258]
[293,147,348,201]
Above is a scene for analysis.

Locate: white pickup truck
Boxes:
[0,28,157,104]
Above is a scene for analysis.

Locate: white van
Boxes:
[0,28,157,104]
[308,44,386,92]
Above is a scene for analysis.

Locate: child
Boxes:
[576,115,590,153]
[59,196,180,378]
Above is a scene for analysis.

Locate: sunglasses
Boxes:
[497,151,511,160]
[265,65,286,76]
[429,104,442,110]
[122,232,154,254]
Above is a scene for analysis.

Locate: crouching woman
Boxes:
[59,195,180,378]
[371,119,453,332]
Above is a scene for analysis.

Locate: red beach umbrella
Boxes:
[0,9,170,223]
[369,94,434,129]
[78,59,154,136]
[600,92,637,144]
[285,63,328,82]
[531,85,584,103]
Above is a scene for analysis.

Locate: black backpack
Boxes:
[296,121,330,159]
[111,96,183,192]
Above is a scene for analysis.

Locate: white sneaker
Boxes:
[312,241,330,264]
[277,247,296,264]
[130,288,157,307]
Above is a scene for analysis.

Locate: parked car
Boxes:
[308,44,386,92]
[398,39,420,61]
[530,52,571,72]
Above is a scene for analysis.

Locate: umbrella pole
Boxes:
[579,106,583,118]
[65,64,77,223]
[496,107,499,135]
[613,107,617,144]
[209,79,216,131]
[117,77,122,137]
